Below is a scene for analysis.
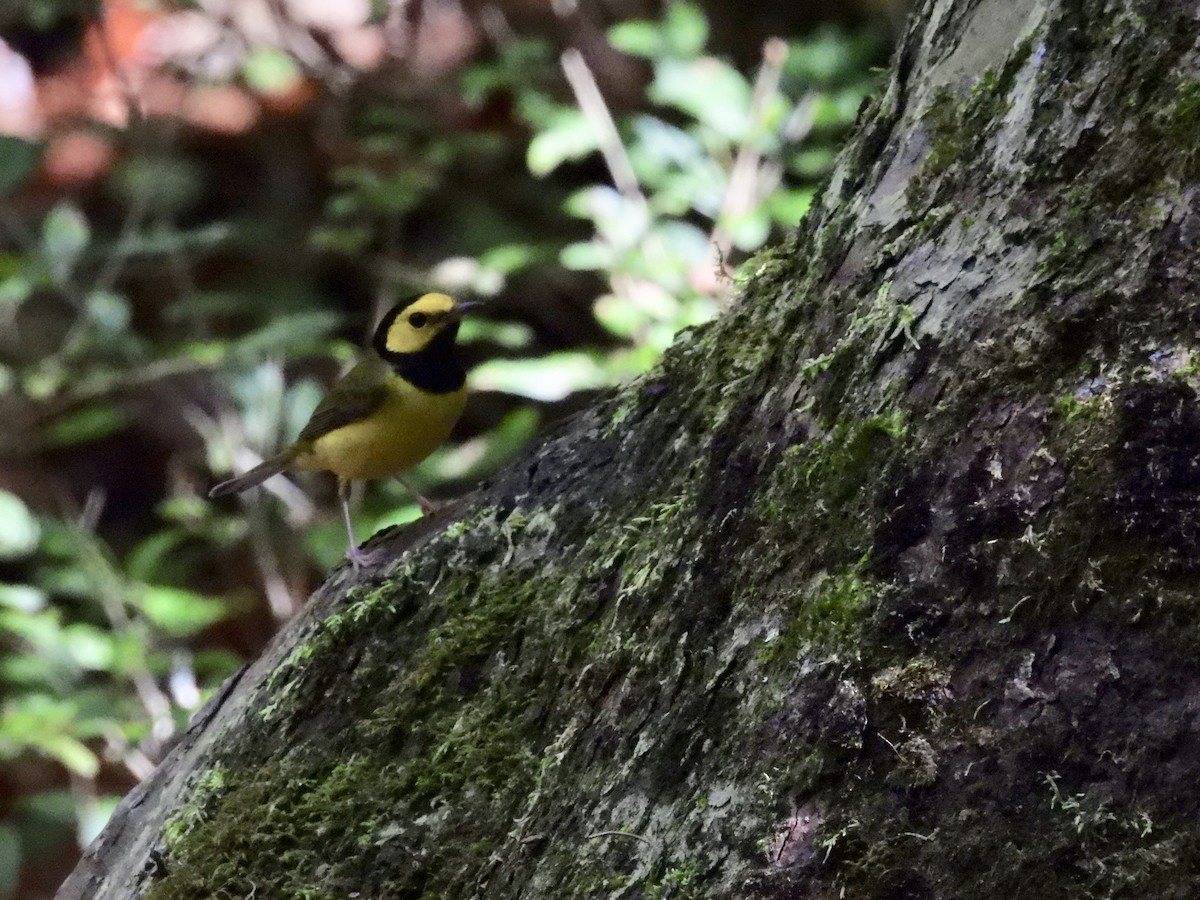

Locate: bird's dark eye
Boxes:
[408,312,428,328]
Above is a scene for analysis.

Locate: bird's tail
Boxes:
[208,446,301,498]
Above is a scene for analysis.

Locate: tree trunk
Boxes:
[59,0,1200,896]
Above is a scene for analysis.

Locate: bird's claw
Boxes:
[345,545,374,571]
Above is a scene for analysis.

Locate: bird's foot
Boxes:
[344,545,375,571]
[396,475,437,517]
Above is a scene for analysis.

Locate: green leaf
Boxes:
[126,529,191,584]
[194,649,243,683]
[138,586,229,637]
[457,319,533,349]
[305,519,364,572]
[610,4,707,59]
[526,109,598,176]
[22,361,67,399]
[479,243,539,274]
[789,146,837,179]
[41,203,90,280]
[36,519,82,559]
[39,734,99,777]
[49,405,128,447]
[662,3,709,57]
[114,154,206,217]
[0,273,33,308]
[560,241,615,271]
[627,115,707,188]
[429,256,503,297]
[309,223,372,255]
[63,625,116,671]
[469,351,610,401]
[78,795,121,846]
[285,378,327,441]
[722,207,771,251]
[158,495,211,524]
[0,490,39,560]
[608,20,666,58]
[243,47,302,94]
[563,186,649,244]
[0,136,40,195]
[642,219,710,273]
[178,339,227,365]
[768,188,816,225]
[229,311,342,361]
[14,791,75,857]
[783,28,879,86]
[0,584,45,613]
[85,290,132,332]
[459,37,553,106]
[30,565,92,600]
[650,57,751,141]
[809,87,870,129]
[0,824,19,893]
[594,292,647,339]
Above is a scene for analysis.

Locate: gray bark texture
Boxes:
[58,0,1200,896]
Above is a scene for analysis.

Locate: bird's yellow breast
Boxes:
[297,374,466,481]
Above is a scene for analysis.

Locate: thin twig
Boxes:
[247,499,302,621]
[91,3,145,128]
[104,727,156,781]
[87,0,156,297]
[709,38,789,308]
[69,490,177,757]
[559,47,646,209]
[263,0,355,92]
[186,404,316,523]
[586,830,653,846]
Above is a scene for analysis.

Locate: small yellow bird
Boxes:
[209,292,477,568]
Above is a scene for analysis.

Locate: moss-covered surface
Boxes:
[65,0,1200,897]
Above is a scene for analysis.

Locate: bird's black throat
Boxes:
[379,322,467,394]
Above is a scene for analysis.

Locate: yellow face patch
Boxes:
[384,293,458,355]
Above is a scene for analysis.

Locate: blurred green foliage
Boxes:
[0,1,883,893]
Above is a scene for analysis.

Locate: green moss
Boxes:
[1053,389,1111,424]
[921,86,969,178]
[884,736,938,789]
[869,656,950,706]
[142,452,754,898]
[755,414,905,567]
[921,72,1012,177]
[133,20,1200,891]
[363,575,540,732]
[794,279,927,414]
[910,40,1034,211]
[760,569,875,665]
[160,768,226,852]
[641,862,701,899]
[1154,78,1200,176]
[443,504,497,539]
[148,577,550,898]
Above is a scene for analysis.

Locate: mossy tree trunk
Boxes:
[60,0,1200,896]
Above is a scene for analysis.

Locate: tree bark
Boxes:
[59,0,1200,896]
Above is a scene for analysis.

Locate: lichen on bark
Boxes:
[60,0,1200,898]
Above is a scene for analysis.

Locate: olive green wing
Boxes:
[297,360,390,444]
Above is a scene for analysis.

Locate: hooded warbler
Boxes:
[209,292,477,567]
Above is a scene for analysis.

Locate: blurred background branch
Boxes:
[0,0,900,894]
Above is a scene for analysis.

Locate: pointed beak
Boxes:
[446,301,485,322]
